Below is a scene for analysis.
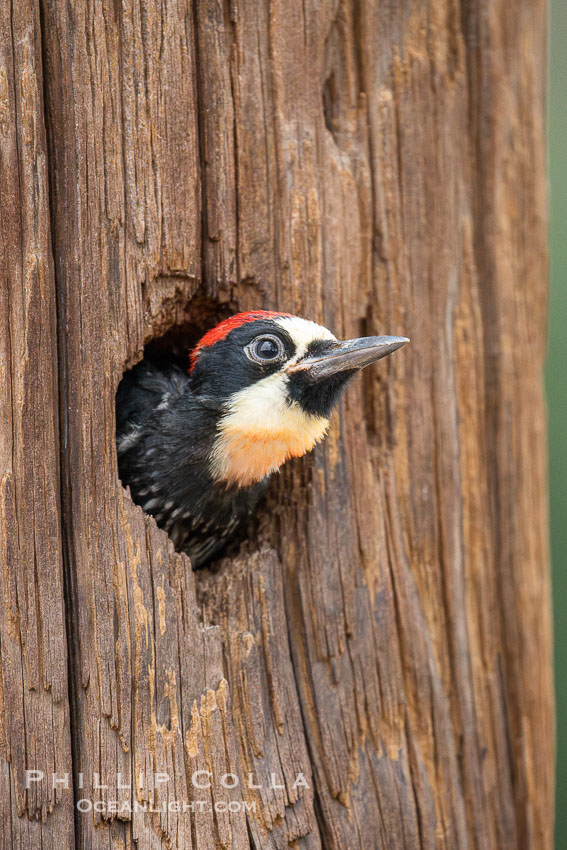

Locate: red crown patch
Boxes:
[189,311,292,372]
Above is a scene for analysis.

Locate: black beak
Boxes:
[288,335,409,381]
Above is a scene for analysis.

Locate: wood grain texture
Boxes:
[0,0,74,845]
[1,0,552,847]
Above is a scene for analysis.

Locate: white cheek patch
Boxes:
[209,371,329,487]
[273,316,336,363]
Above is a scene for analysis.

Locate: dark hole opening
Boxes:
[142,295,235,371]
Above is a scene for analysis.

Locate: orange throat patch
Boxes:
[211,420,329,488]
[209,375,329,488]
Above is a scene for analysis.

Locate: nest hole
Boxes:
[116,291,285,571]
[143,295,235,371]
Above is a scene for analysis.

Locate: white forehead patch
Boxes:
[273,316,336,362]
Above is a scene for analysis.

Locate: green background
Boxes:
[550,1,566,844]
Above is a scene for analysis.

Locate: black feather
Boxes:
[116,360,268,568]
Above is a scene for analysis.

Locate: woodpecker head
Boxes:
[189,311,408,488]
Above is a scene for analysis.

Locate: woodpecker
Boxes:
[116,311,408,568]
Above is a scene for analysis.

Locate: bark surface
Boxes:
[0,0,552,848]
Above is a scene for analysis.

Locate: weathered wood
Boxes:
[0,0,74,844]
[0,0,552,848]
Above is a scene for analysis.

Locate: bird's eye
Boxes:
[246,334,285,364]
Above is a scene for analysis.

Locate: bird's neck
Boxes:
[208,375,329,488]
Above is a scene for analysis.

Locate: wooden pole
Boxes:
[1,0,553,847]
